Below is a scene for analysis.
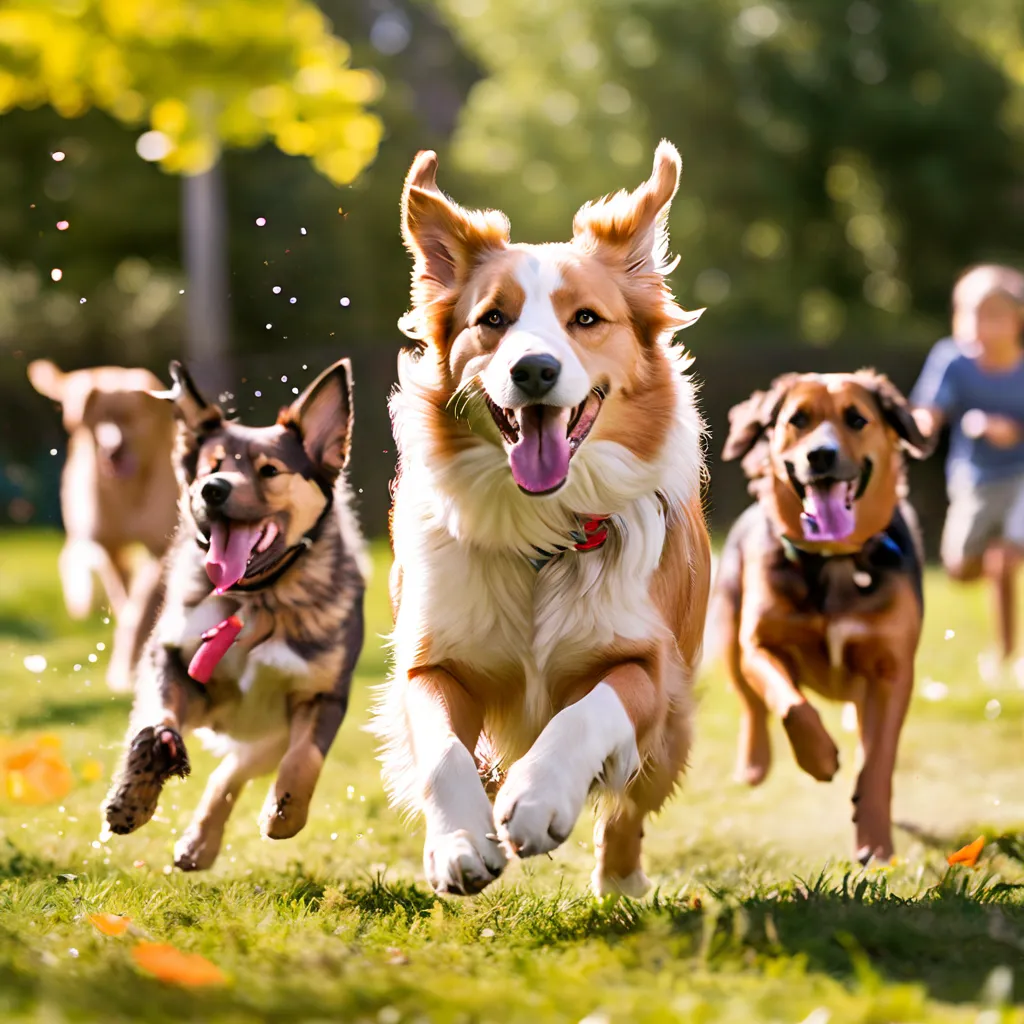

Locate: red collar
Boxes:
[528,514,611,571]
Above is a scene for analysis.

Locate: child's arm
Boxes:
[909,340,958,437]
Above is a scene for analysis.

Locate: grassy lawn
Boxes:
[3,528,1024,1022]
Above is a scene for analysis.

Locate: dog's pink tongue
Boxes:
[509,407,570,494]
[801,481,855,542]
[206,521,262,594]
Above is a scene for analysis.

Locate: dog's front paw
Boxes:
[424,828,506,895]
[173,824,222,872]
[782,703,839,782]
[259,788,309,841]
[493,761,587,859]
[591,865,652,899]
[104,726,190,836]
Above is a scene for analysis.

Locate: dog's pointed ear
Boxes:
[572,140,703,340]
[28,359,66,402]
[282,359,353,478]
[151,361,222,432]
[722,374,798,473]
[857,369,936,459]
[399,150,510,345]
[573,140,682,278]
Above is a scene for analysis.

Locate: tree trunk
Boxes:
[182,160,230,395]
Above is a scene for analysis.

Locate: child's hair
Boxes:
[952,264,1024,314]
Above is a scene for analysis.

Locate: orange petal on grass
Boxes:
[88,913,131,937]
[5,747,74,804]
[947,835,986,867]
[132,943,227,987]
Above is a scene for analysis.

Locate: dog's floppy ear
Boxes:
[399,150,510,346]
[572,140,703,338]
[151,361,222,433]
[27,359,66,402]
[856,369,935,459]
[282,358,353,478]
[722,374,799,472]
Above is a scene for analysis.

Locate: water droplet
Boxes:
[254,390,262,397]
[272,286,281,294]
[340,297,350,307]
[50,268,62,282]
[985,698,1001,720]
[300,227,307,235]
[256,217,267,227]
[49,448,57,456]
[56,220,69,231]
[79,297,86,304]
[289,297,297,304]
[178,289,184,294]
[68,948,79,958]
[265,324,272,330]
[281,376,288,383]
[330,832,338,840]
[291,387,299,395]
[23,655,47,673]
[52,151,66,162]
[87,654,97,663]
[301,364,308,370]
[96,642,105,651]
[944,629,955,640]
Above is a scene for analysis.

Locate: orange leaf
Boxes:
[947,835,986,867]
[5,748,73,804]
[132,943,227,987]
[88,913,131,937]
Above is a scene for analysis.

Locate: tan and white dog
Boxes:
[374,142,711,897]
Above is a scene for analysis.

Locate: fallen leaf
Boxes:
[948,835,986,867]
[88,913,131,937]
[3,739,74,805]
[132,943,227,987]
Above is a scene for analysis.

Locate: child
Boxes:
[911,264,1024,681]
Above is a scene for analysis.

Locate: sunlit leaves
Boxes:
[0,0,381,182]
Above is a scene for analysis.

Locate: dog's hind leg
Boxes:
[175,737,287,871]
[58,538,101,620]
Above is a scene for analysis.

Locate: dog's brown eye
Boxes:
[480,309,507,328]
[788,409,810,430]
[845,407,868,431]
[574,309,600,327]
[259,464,280,479]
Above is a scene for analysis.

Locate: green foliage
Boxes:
[438,0,1024,345]
[3,532,1024,1020]
[0,0,381,182]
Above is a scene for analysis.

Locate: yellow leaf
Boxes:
[948,835,985,867]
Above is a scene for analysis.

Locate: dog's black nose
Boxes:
[201,476,232,507]
[806,447,838,475]
[510,353,560,399]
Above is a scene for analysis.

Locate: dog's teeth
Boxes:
[256,521,279,553]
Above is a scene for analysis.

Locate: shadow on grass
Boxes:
[0,614,49,641]
[13,695,130,731]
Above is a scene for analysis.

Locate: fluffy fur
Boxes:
[376,142,711,896]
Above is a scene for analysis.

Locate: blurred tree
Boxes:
[435,0,1024,350]
[0,0,382,386]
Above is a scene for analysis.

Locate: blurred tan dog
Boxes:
[29,360,178,691]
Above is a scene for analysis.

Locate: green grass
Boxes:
[3,529,1024,1022]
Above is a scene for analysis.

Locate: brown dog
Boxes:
[103,359,365,870]
[28,360,178,691]
[712,371,933,863]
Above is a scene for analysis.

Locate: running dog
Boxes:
[713,371,933,863]
[375,141,711,897]
[29,360,178,691]
[103,359,365,870]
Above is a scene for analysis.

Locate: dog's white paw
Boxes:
[591,866,651,899]
[494,760,588,858]
[424,828,506,895]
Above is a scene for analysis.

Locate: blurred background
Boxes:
[2,0,1024,546]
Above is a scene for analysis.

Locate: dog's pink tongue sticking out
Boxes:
[509,407,571,494]
[800,481,856,543]
[205,520,263,594]
[188,521,262,684]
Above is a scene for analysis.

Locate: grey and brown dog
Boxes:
[711,371,933,863]
[103,359,366,870]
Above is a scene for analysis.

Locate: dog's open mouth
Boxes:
[787,459,873,543]
[484,388,604,495]
[204,518,281,593]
